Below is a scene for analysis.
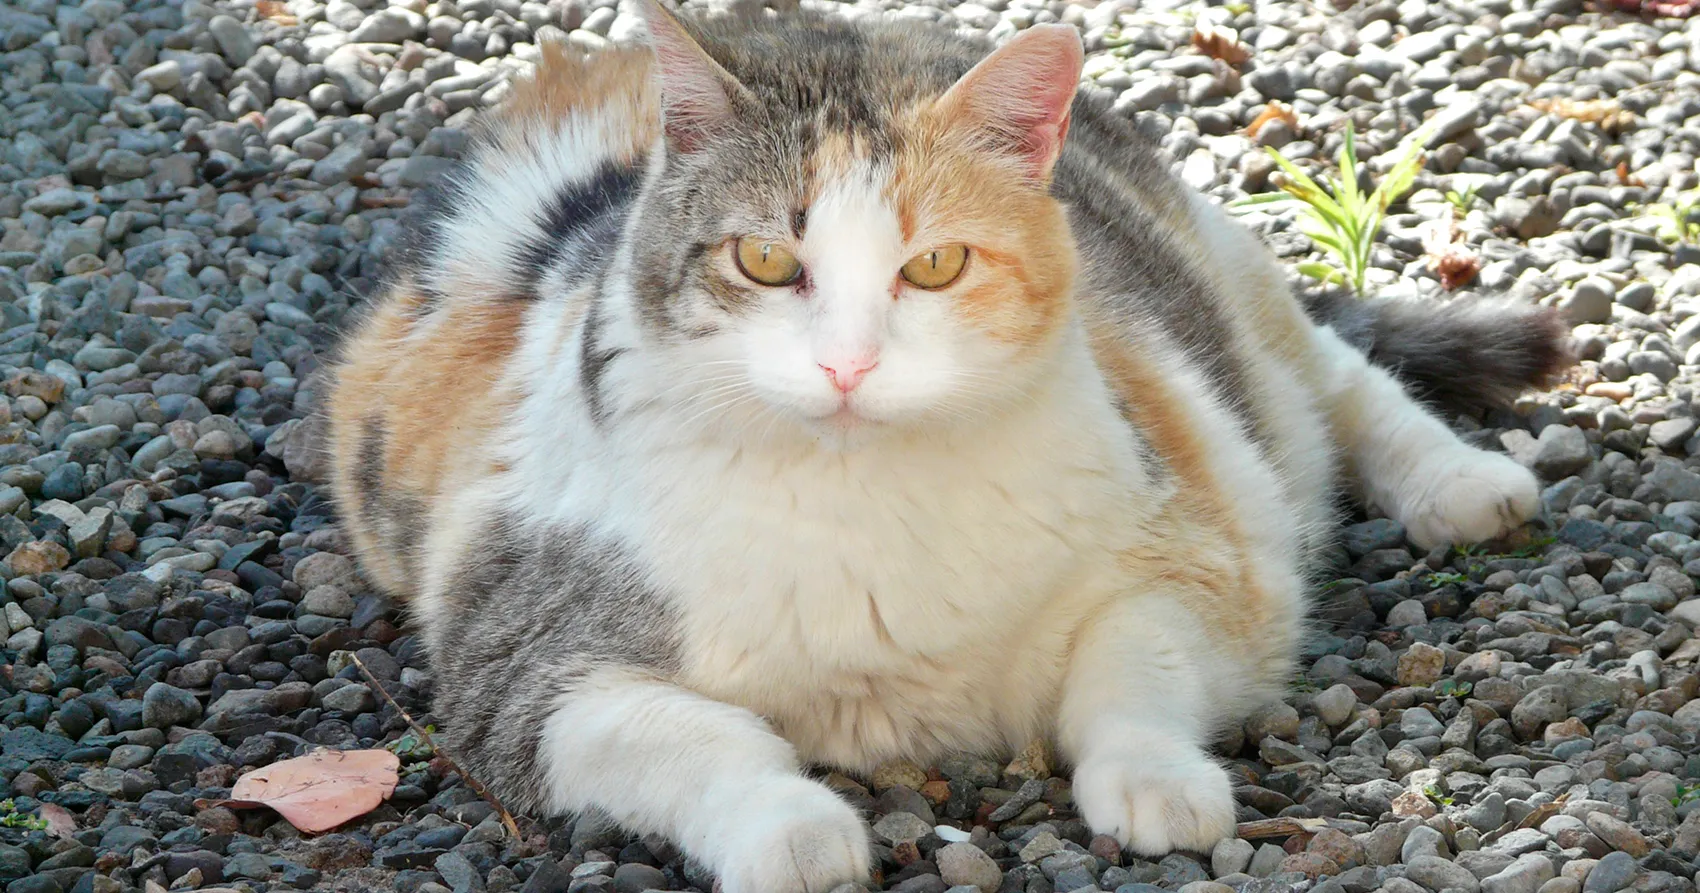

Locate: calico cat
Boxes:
[326,3,1570,890]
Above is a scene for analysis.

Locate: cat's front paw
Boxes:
[1073,746,1236,856]
[1400,448,1540,550]
[715,776,871,893]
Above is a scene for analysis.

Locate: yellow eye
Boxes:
[733,238,803,286]
[900,245,969,289]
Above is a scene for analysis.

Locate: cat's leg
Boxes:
[1057,597,1238,856]
[1309,324,1539,550]
[539,667,871,893]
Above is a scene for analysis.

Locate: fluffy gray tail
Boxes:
[1304,290,1575,415]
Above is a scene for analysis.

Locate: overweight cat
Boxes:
[326,4,1570,890]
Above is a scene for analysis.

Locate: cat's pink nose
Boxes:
[819,357,879,393]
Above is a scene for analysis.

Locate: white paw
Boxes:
[1398,448,1540,551]
[714,776,871,893]
[1073,745,1237,856]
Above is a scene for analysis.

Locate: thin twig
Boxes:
[350,653,523,840]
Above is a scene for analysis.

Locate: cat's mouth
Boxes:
[815,396,879,430]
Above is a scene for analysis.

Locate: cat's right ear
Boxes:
[636,0,746,154]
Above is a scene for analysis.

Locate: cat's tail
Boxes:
[1304,289,1576,415]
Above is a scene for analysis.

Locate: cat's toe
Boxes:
[1073,747,1237,856]
[1400,449,1540,551]
[716,776,871,893]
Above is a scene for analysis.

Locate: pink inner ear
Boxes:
[940,25,1085,180]
[638,0,740,152]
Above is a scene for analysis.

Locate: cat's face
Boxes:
[624,10,1084,444]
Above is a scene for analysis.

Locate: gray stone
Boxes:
[1511,685,1568,740]
[141,683,202,729]
[208,15,257,65]
[1481,854,1555,893]
[1212,838,1254,877]
[1579,851,1634,893]
[1248,843,1286,877]
[350,8,425,43]
[323,45,380,107]
[872,811,932,844]
[1427,97,1484,144]
[937,843,1003,892]
[1402,825,1448,863]
[1646,459,1700,501]
[1529,426,1590,479]
[321,683,375,713]
[310,137,372,184]
[1406,855,1480,893]
[302,586,356,618]
[399,155,460,188]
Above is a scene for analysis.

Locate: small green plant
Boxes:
[1433,678,1473,699]
[0,800,48,831]
[1675,783,1700,809]
[1422,784,1455,807]
[1429,572,1468,586]
[1234,121,1435,294]
[385,726,437,770]
[1445,185,1480,216]
[1507,536,1557,559]
[1638,192,1700,245]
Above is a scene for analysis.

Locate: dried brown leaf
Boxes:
[1236,816,1336,839]
[1615,161,1645,187]
[1244,102,1299,139]
[38,803,77,840]
[1191,23,1250,67]
[257,0,298,25]
[1421,220,1480,291]
[200,748,399,834]
[1528,98,1635,135]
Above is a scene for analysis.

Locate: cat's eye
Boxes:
[900,245,969,289]
[733,238,803,287]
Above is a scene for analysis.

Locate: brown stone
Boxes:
[870,760,928,792]
[1004,738,1052,781]
[1278,853,1340,879]
[1392,789,1438,818]
[919,779,952,805]
[1544,717,1590,743]
[194,806,241,835]
[5,370,65,403]
[1585,812,1650,856]
[300,834,374,872]
[6,541,71,575]
[195,764,240,789]
[1398,642,1446,687]
[1308,827,1365,868]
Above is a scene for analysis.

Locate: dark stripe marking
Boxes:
[515,162,642,300]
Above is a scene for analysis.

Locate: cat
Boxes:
[325,3,1571,891]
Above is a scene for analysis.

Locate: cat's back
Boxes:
[326,44,657,595]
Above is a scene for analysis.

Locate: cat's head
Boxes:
[622,2,1084,445]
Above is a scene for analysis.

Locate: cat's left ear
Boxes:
[933,25,1084,182]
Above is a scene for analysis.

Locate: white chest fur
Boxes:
[510,325,1155,770]
[635,396,1145,769]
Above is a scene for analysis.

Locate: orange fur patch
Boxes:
[889,103,1076,349]
[328,292,527,595]
[488,42,659,166]
[1085,324,1282,648]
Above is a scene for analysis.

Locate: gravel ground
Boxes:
[2,1,1699,893]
